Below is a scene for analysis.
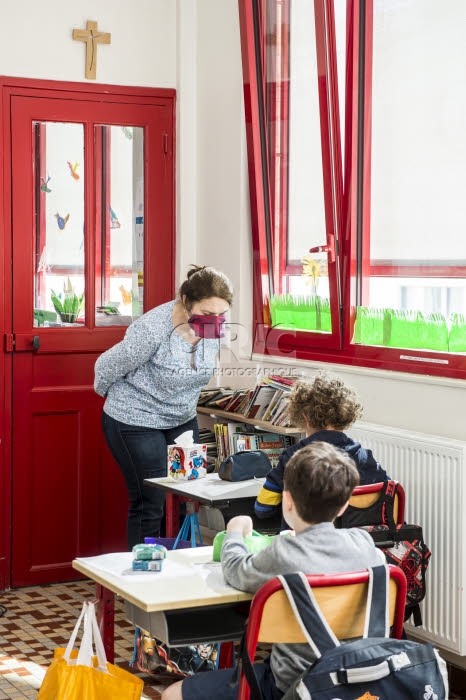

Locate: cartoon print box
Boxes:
[167,442,207,481]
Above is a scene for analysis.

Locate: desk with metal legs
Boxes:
[145,473,278,537]
[72,546,252,665]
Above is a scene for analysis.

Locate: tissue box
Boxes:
[167,444,208,480]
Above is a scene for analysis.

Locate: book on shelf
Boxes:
[202,388,236,408]
[198,387,231,406]
[221,389,250,413]
[198,427,218,473]
[197,377,297,431]
[232,431,294,452]
[246,386,278,419]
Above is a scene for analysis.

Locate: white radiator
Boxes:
[348,422,466,655]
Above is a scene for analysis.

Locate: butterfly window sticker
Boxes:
[40,175,52,193]
[109,206,121,229]
[67,161,80,180]
[55,213,70,231]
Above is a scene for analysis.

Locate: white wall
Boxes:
[0,0,176,87]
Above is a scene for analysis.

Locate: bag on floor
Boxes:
[37,601,143,700]
[131,627,219,678]
[265,566,448,700]
[362,522,431,626]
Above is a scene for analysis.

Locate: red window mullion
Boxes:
[36,124,47,309]
[313,0,344,341]
[360,0,374,306]
[277,0,290,295]
[103,127,112,305]
[238,0,276,321]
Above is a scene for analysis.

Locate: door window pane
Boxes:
[95,125,144,327]
[33,122,85,327]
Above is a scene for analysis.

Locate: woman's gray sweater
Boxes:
[94,300,220,428]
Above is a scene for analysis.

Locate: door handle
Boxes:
[32,335,40,351]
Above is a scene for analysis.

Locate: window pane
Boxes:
[268,0,344,334]
[33,122,85,327]
[354,0,466,353]
[95,125,144,327]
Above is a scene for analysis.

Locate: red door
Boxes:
[6,84,175,586]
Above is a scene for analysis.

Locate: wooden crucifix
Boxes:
[73,20,111,80]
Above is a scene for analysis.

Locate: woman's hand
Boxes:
[226,515,253,537]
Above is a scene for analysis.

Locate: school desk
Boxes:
[72,546,252,665]
[145,473,270,538]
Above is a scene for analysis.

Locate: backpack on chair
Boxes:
[278,566,447,700]
[336,480,431,627]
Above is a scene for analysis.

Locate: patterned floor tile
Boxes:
[0,579,175,699]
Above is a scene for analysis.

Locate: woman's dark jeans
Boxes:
[102,412,200,550]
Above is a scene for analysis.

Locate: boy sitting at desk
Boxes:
[255,371,388,524]
[161,441,385,700]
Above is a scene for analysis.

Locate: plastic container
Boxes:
[212,529,275,562]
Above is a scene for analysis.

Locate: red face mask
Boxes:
[188,314,226,339]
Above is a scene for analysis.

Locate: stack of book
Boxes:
[198,376,296,427]
[198,387,235,408]
[230,375,296,427]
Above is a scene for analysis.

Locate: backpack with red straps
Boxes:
[336,480,431,626]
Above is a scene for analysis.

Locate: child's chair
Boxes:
[238,565,407,700]
[337,479,405,528]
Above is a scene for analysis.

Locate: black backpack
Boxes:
[266,566,448,700]
[336,480,431,626]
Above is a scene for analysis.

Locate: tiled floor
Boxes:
[0,579,464,699]
[0,579,175,699]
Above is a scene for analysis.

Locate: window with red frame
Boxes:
[239,0,466,379]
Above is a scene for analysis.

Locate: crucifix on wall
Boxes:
[73,20,111,80]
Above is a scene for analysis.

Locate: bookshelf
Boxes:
[197,406,301,435]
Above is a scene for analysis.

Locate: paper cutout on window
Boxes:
[37,246,51,273]
[40,175,52,193]
[121,126,133,140]
[109,206,121,229]
[119,285,132,305]
[67,161,80,180]
[55,212,70,230]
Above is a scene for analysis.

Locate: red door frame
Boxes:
[0,76,176,589]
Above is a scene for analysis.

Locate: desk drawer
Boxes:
[125,601,249,647]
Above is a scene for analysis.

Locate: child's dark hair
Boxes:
[288,371,363,431]
[179,265,233,312]
[283,442,360,523]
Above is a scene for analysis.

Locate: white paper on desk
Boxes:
[196,478,265,498]
[76,553,190,581]
[75,553,231,587]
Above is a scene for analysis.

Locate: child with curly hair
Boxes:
[254,371,388,522]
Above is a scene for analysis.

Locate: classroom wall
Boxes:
[1,0,464,440]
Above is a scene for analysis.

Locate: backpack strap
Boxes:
[379,479,397,528]
[279,565,390,657]
[364,564,390,638]
[278,572,340,657]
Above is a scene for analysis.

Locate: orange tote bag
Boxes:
[37,601,143,700]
